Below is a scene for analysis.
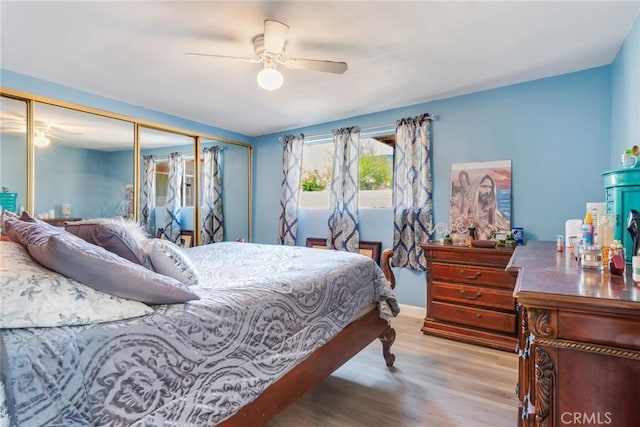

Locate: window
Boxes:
[155,158,195,207]
[300,135,394,208]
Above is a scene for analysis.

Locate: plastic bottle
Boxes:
[582,212,594,246]
[597,214,613,247]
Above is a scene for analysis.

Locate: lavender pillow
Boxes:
[26,232,200,304]
[3,214,60,246]
[65,218,152,269]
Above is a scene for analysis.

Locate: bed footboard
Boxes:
[218,247,399,426]
[381,248,396,289]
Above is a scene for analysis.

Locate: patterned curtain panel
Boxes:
[392,114,434,270]
[163,152,184,244]
[327,126,360,253]
[202,146,224,244]
[277,134,304,246]
[141,155,156,237]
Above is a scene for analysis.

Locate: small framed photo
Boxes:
[157,228,194,248]
[305,237,382,265]
[179,230,194,248]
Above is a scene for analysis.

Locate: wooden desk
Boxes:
[508,241,640,427]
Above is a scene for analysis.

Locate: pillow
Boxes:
[3,213,60,246]
[26,231,200,305]
[65,218,152,269]
[144,238,199,286]
[0,242,153,328]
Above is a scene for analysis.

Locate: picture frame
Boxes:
[305,237,382,265]
[179,230,194,248]
[157,228,194,249]
[449,160,512,242]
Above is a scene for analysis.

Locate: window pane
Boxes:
[299,135,394,209]
[359,137,393,208]
[300,142,332,208]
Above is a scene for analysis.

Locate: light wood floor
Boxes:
[267,313,519,427]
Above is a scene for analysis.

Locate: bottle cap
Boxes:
[584,212,593,224]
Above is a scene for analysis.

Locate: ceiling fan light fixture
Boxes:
[257,66,283,91]
[34,129,50,147]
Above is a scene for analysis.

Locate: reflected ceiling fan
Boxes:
[0,118,79,147]
[186,20,348,91]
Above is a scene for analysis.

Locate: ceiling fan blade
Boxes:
[283,58,348,74]
[185,52,258,63]
[263,20,288,53]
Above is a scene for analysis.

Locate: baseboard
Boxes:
[398,304,424,319]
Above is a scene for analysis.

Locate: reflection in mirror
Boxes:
[33,102,135,223]
[0,96,28,214]
[139,127,195,246]
[201,139,249,243]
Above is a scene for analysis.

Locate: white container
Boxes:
[633,256,640,283]
[565,219,583,248]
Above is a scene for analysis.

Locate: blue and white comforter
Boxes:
[1,242,398,426]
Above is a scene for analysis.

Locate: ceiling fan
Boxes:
[0,118,77,147]
[186,20,348,91]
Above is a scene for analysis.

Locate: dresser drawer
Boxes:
[430,262,515,289]
[430,301,516,334]
[432,282,515,311]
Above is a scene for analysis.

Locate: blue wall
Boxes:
[611,13,640,168]
[252,67,613,307]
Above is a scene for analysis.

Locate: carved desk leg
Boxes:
[379,325,397,367]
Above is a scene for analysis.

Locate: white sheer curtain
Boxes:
[163,152,184,244]
[278,134,304,245]
[202,146,224,244]
[141,155,156,237]
[392,114,433,270]
[327,126,360,253]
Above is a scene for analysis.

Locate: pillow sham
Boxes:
[26,231,200,304]
[0,242,153,328]
[144,238,200,286]
[65,218,152,269]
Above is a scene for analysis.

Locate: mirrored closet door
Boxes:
[0,96,28,215]
[33,102,135,223]
[139,126,196,246]
[200,138,250,244]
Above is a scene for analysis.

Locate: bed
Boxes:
[0,215,399,426]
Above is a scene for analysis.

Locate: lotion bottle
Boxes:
[582,212,594,246]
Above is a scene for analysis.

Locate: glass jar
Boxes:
[608,242,626,275]
[580,245,603,270]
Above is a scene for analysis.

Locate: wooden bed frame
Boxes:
[219,249,398,426]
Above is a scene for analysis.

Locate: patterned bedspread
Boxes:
[1,242,398,426]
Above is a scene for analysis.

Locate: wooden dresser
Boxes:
[420,242,517,352]
[42,217,83,227]
[509,241,640,427]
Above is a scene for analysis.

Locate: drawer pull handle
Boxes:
[459,269,481,279]
[476,313,483,319]
[460,290,482,300]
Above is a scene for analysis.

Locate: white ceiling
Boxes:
[1,1,639,138]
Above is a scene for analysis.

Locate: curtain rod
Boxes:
[278,113,437,143]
